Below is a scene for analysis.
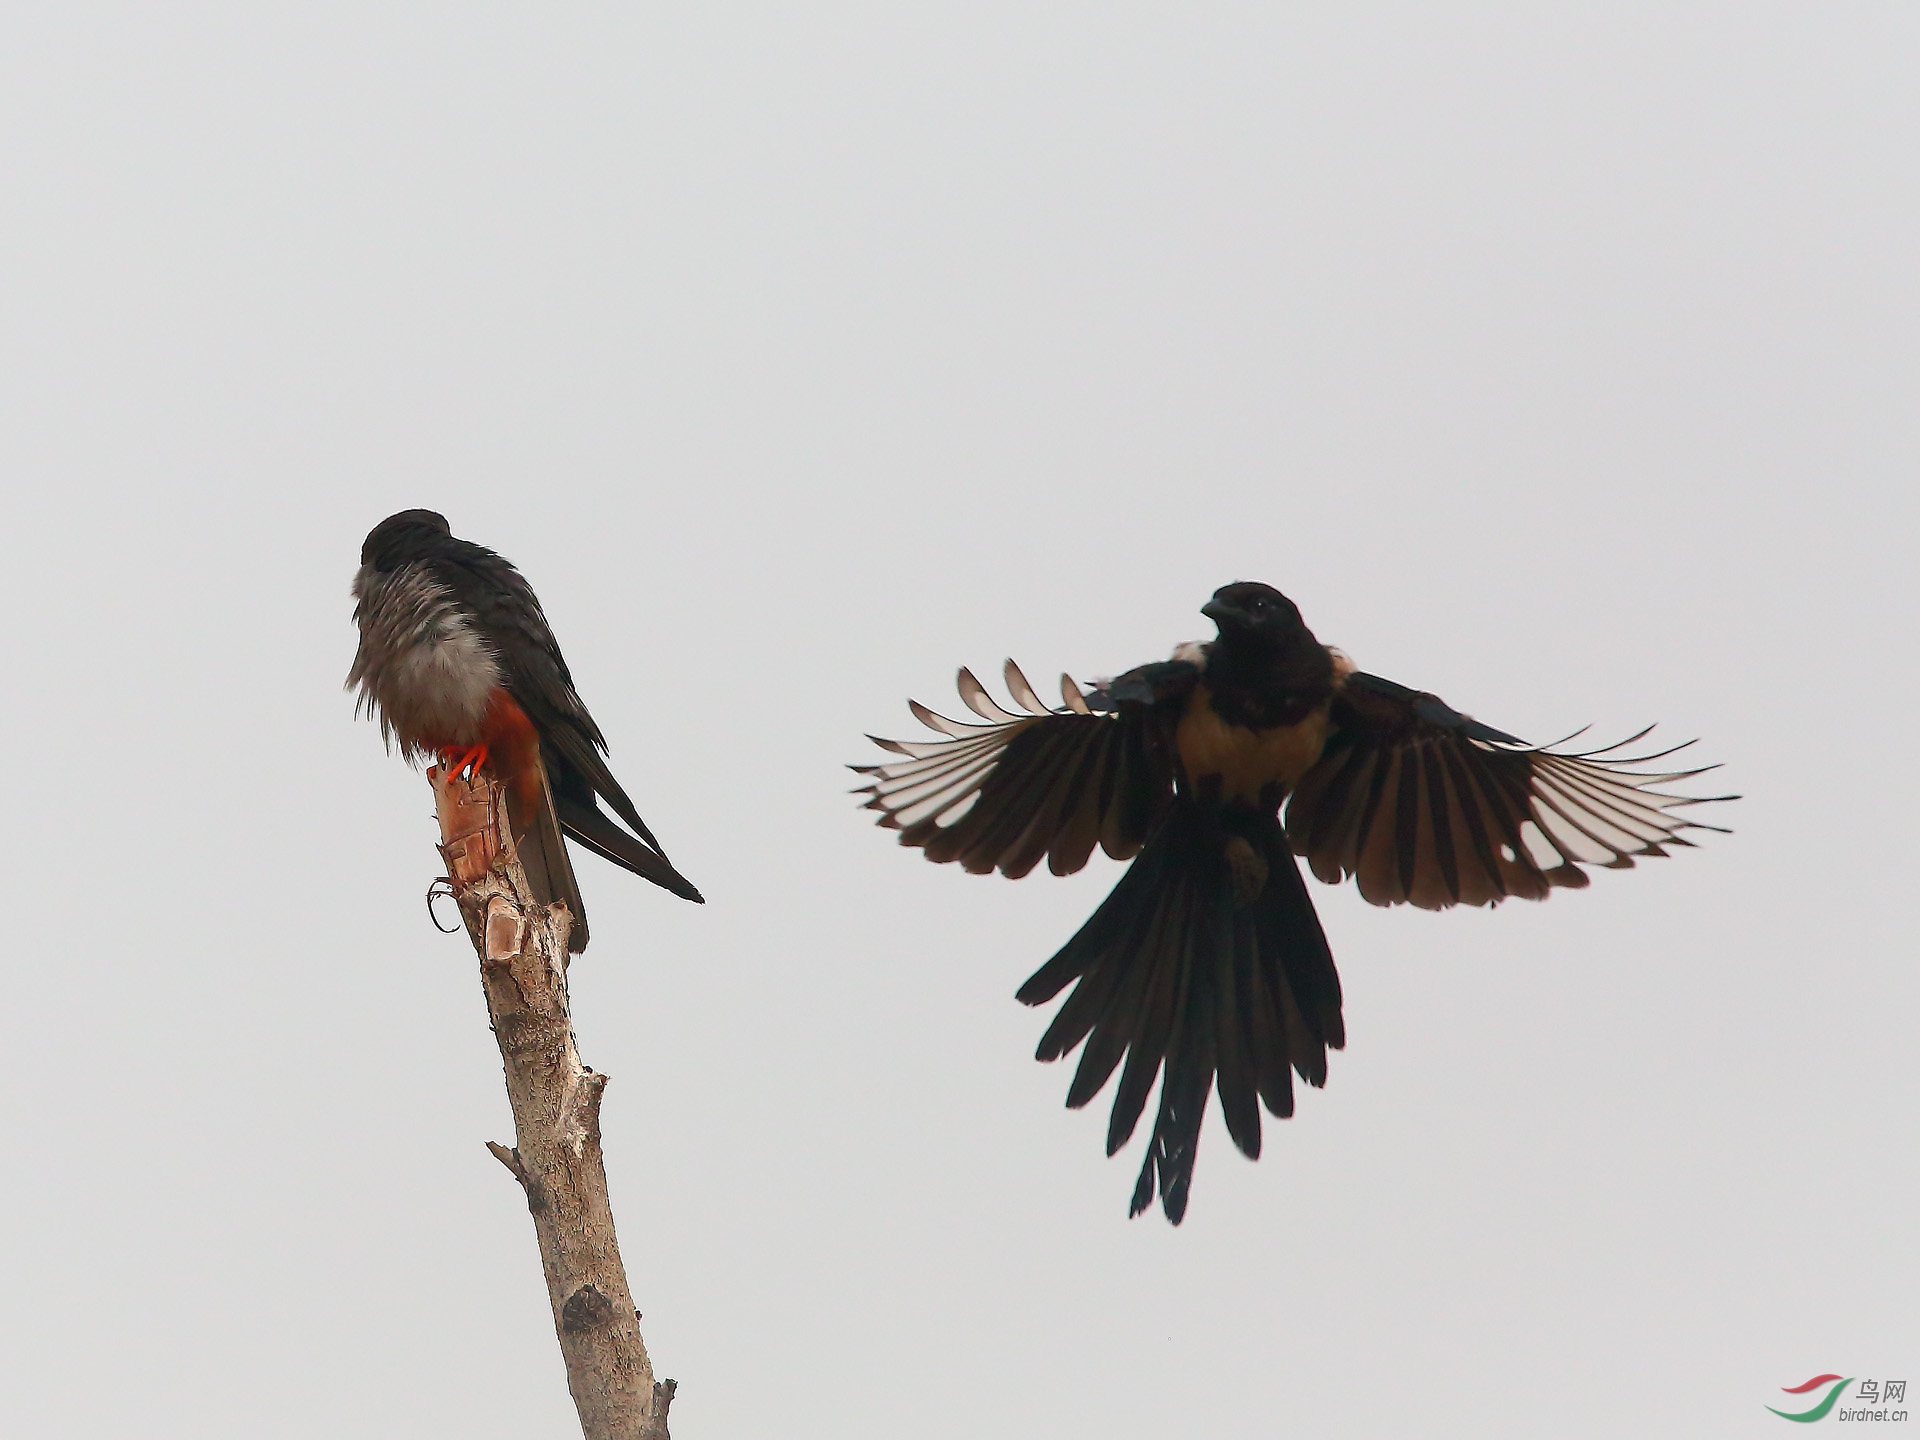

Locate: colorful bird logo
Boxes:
[1767,1375,1853,1423]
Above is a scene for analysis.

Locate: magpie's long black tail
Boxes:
[1015,804,1346,1223]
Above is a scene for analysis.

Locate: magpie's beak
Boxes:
[1201,598,1235,627]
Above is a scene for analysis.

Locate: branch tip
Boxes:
[485,1140,528,1185]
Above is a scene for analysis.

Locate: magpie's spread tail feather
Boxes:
[1017,806,1345,1223]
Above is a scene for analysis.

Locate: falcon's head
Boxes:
[360,509,452,570]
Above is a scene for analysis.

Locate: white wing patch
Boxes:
[1294,721,1735,910]
[855,660,1100,833]
[1511,730,1727,870]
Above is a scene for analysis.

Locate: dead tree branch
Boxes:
[431,767,674,1440]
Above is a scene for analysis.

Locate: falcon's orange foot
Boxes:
[436,743,491,782]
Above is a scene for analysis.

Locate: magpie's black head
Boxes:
[1201,581,1308,643]
[361,509,452,569]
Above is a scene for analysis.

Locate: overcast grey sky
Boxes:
[2,5,1915,1437]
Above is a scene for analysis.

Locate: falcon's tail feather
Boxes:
[1016,807,1344,1224]
[502,753,592,954]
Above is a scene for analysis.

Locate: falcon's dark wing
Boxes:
[855,659,1200,878]
[428,544,701,902]
[1286,671,1734,909]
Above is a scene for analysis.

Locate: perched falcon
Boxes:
[349,510,702,952]
[856,582,1731,1222]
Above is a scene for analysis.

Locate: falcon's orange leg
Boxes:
[437,743,491,781]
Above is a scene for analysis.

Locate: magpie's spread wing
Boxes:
[1286,671,1734,909]
[855,659,1199,879]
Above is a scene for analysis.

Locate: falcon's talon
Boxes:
[445,743,490,781]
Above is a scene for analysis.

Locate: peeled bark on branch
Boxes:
[431,767,674,1440]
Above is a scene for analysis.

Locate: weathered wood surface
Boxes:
[432,767,674,1440]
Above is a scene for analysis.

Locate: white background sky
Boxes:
[2,6,1915,1437]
